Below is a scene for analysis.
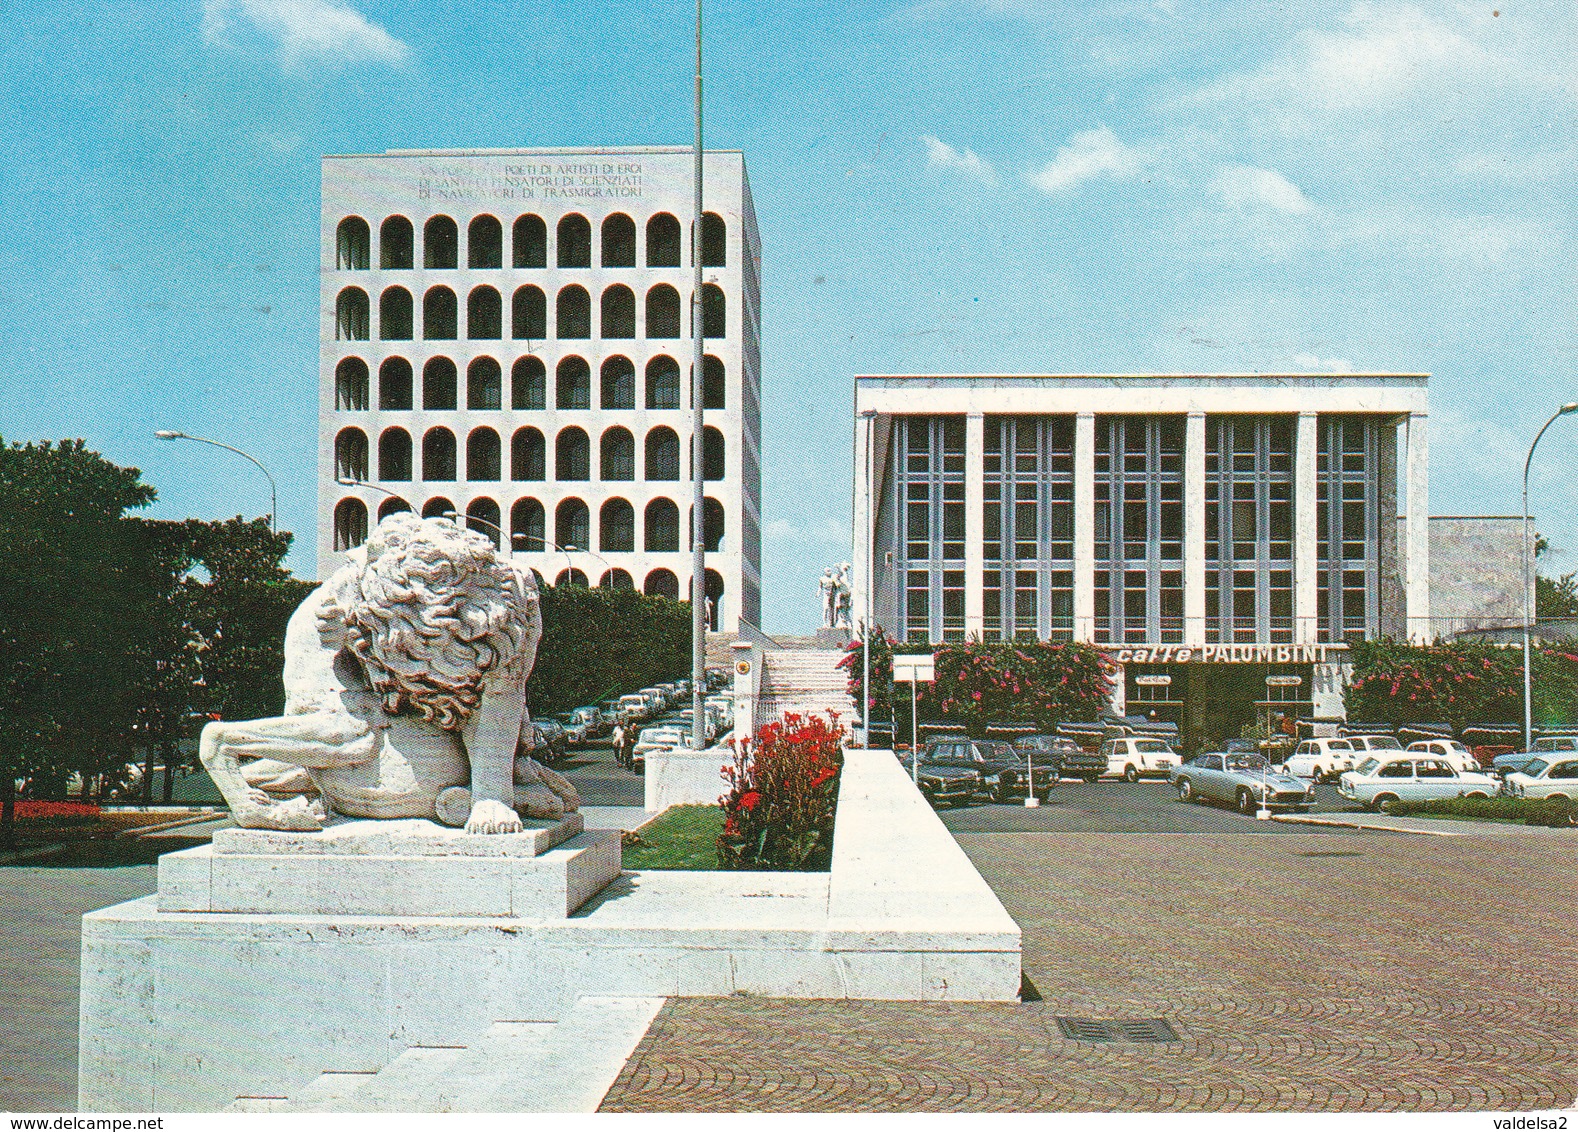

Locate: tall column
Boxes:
[1405,412,1430,642]
[1294,412,1319,644]
[1074,412,1096,642]
[851,410,870,635]
[1184,411,1207,647]
[964,412,986,639]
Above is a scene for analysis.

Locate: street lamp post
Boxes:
[156,431,277,532]
[687,0,707,753]
[1521,402,1578,752]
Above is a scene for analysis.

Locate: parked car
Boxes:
[1503,755,1578,802]
[568,706,608,740]
[619,693,653,725]
[1013,734,1106,783]
[631,725,686,769]
[1099,737,1179,781]
[1494,735,1578,777]
[532,719,569,762]
[897,750,984,809]
[923,737,1058,802]
[1346,734,1404,758]
[1336,755,1500,810]
[1404,739,1481,774]
[1278,737,1360,781]
[554,712,591,747]
[1169,752,1317,814]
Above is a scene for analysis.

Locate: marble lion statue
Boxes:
[199,512,578,835]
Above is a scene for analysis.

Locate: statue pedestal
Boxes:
[814,626,851,646]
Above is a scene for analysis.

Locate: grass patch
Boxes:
[621,804,726,870]
[1382,795,1576,827]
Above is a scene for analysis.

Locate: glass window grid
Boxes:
[982,416,1075,641]
[1205,416,1296,643]
[1094,416,1184,644]
[1316,416,1381,642]
[895,416,967,643]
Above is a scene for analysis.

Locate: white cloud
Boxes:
[921,135,998,186]
[203,0,408,66]
[1292,352,1354,374]
[1025,127,1142,194]
[1211,165,1313,215]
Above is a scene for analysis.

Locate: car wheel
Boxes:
[1371,792,1398,813]
[1124,765,1139,783]
[1311,767,1323,782]
[1176,779,1194,803]
[1236,788,1255,815]
[1464,791,1489,799]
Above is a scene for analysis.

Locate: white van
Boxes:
[1099,737,1179,781]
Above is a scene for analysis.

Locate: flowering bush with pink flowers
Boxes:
[1347,638,1578,731]
[716,712,844,871]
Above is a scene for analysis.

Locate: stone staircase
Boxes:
[229,995,663,1113]
[757,646,857,728]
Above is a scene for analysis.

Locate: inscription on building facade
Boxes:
[415,161,646,203]
[1111,644,1339,664]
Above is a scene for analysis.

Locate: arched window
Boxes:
[512,285,546,340]
[377,495,412,520]
[335,358,369,410]
[556,498,590,550]
[647,213,681,267]
[422,358,457,410]
[467,497,502,547]
[335,428,368,482]
[555,567,590,588]
[701,212,726,267]
[556,356,590,410]
[336,288,369,340]
[379,428,412,481]
[645,284,680,338]
[698,496,725,552]
[379,358,413,410]
[422,496,455,519]
[423,286,458,339]
[646,356,681,410]
[511,357,545,410]
[600,498,635,553]
[644,499,680,553]
[468,215,503,269]
[557,214,591,268]
[601,214,636,267]
[599,568,635,590]
[600,285,635,338]
[513,214,546,268]
[556,285,590,338]
[334,498,368,551]
[600,427,635,480]
[379,287,413,340]
[702,355,725,409]
[422,427,457,481]
[467,357,502,410]
[600,356,635,410]
[645,427,680,480]
[424,216,458,269]
[337,217,370,270]
[644,568,679,600]
[511,427,545,480]
[705,568,725,630]
[701,283,726,339]
[703,426,725,481]
[466,427,501,481]
[467,286,502,339]
[511,498,545,553]
[556,427,590,481]
[380,216,414,269]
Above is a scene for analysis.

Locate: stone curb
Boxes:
[0,842,68,864]
[1269,814,1461,837]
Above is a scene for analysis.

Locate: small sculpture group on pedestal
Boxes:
[820,563,853,631]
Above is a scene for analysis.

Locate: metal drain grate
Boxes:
[1055,1017,1179,1043]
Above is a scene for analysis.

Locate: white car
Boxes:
[1337,755,1500,810]
[630,725,686,768]
[1503,755,1578,802]
[1279,737,1359,781]
[1405,739,1481,775]
[1346,734,1405,758]
[1099,737,1179,782]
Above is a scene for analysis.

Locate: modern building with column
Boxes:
[317,146,762,632]
[852,373,1430,741]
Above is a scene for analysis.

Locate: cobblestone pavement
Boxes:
[601,831,1578,1112]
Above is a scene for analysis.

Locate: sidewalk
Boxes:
[1272,810,1578,837]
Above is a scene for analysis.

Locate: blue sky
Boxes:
[1,0,1572,633]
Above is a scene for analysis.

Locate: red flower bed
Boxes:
[13,801,101,820]
[717,712,844,871]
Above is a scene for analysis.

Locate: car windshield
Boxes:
[980,743,1016,759]
[1327,739,1354,750]
[1359,736,1402,749]
[1135,739,1173,753]
[1227,754,1267,772]
[1524,758,1549,777]
[1356,758,1380,775]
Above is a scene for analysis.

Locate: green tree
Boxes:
[524,583,691,719]
[1537,572,1578,619]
